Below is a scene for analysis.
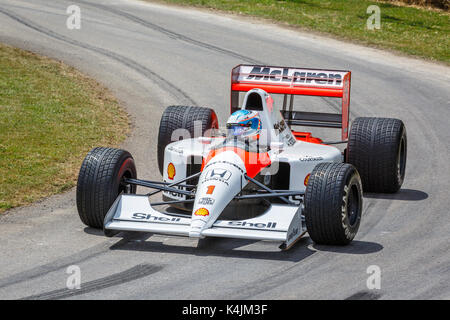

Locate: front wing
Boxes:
[104,194,306,249]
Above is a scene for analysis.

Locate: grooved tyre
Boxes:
[157,105,218,175]
[76,147,137,229]
[347,117,407,193]
[304,162,363,245]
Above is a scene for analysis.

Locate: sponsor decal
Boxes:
[167,162,176,180]
[227,221,277,229]
[273,119,287,134]
[167,146,183,154]
[243,66,344,87]
[299,156,324,162]
[287,136,296,146]
[206,185,215,195]
[194,208,210,217]
[198,197,215,205]
[167,185,185,198]
[203,161,244,174]
[132,213,181,222]
[304,173,310,186]
[205,168,231,180]
[202,167,232,186]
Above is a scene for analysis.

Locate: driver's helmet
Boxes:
[226,110,261,138]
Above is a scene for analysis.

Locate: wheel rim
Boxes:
[347,184,360,226]
[119,170,133,194]
[397,135,407,183]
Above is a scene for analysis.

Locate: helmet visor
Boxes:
[226,122,251,136]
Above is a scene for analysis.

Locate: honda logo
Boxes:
[205,168,232,181]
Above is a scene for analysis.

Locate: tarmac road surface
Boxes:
[0,0,449,299]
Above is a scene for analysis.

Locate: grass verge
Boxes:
[0,43,129,213]
[150,0,449,64]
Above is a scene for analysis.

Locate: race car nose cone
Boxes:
[190,151,247,232]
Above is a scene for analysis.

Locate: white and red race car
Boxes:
[76,65,407,250]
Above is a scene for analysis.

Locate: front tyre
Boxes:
[304,163,363,245]
[157,105,218,175]
[76,147,137,229]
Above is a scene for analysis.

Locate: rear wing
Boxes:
[231,65,351,140]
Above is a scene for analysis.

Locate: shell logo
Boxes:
[194,208,209,217]
[167,163,176,180]
[304,173,310,186]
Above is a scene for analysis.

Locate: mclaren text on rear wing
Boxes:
[230,65,351,140]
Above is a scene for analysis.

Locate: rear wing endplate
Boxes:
[231,65,351,140]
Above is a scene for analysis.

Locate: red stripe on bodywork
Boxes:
[202,147,271,178]
[291,131,323,144]
[231,83,343,98]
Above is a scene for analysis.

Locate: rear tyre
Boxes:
[76,147,137,229]
[347,117,407,193]
[304,162,363,245]
[157,105,218,175]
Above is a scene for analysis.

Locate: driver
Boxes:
[226,110,261,139]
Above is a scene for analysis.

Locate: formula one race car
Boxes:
[76,65,407,250]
